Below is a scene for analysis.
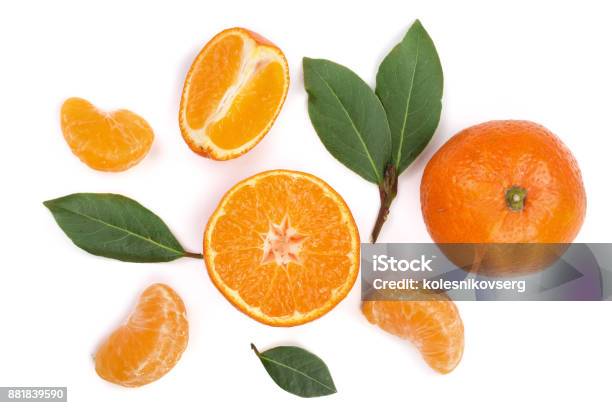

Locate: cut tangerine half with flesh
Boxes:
[60,97,154,171]
[179,27,289,160]
[362,292,464,374]
[94,283,189,387]
[204,170,360,326]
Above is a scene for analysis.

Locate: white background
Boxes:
[1,0,611,406]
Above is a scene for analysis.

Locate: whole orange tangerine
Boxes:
[421,120,586,246]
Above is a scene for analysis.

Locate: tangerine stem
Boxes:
[505,186,527,211]
[183,251,204,259]
[371,165,398,243]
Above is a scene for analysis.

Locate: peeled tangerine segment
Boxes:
[60,97,154,171]
[94,284,188,387]
[179,28,289,160]
[362,291,464,374]
[204,170,360,326]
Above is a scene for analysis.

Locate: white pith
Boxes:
[260,216,307,267]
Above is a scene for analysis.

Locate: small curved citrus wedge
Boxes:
[95,283,188,387]
[179,28,289,160]
[60,97,154,171]
[204,170,360,326]
[362,292,464,374]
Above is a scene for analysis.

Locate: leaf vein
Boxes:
[310,66,382,182]
[259,354,335,392]
[396,28,422,169]
[54,205,183,256]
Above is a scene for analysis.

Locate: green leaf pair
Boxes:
[304,20,443,241]
[44,193,201,262]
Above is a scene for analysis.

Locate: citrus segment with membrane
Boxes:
[60,97,154,171]
[94,283,188,387]
[362,292,464,374]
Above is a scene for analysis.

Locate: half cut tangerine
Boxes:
[179,28,289,160]
[204,170,360,326]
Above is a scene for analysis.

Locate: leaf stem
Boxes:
[371,164,398,243]
[251,343,260,355]
[183,251,204,259]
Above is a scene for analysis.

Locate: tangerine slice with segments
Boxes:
[204,170,360,326]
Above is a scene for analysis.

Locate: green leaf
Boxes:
[303,57,391,184]
[251,343,337,398]
[376,19,443,174]
[43,193,189,262]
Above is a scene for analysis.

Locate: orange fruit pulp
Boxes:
[60,97,154,171]
[204,170,360,326]
[362,291,464,374]
[179,28,289,160]
[94,283,188,387]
